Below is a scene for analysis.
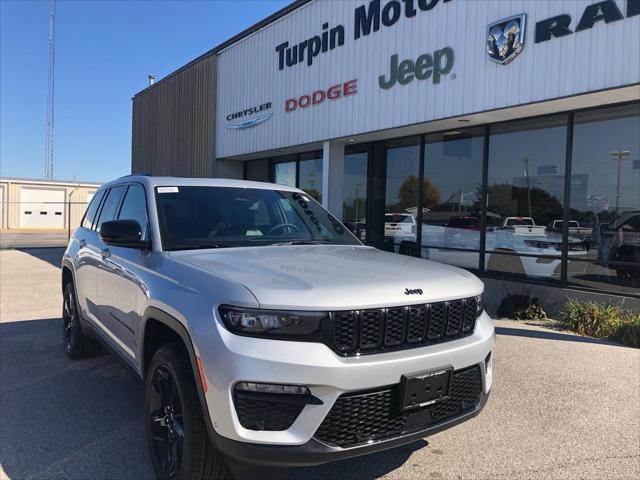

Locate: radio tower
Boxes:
[44,0,56,179]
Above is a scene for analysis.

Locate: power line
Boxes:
[44,0,56,179]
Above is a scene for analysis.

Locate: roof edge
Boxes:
[133,0,312,98]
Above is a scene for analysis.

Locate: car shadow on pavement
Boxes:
[495,326,630,348]
[0,317,153,480]
[292,440,427,479]
[0,317,423,480]
[17,247,65,269]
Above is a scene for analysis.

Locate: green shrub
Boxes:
[559,298,640,347]
[497,294,547,320]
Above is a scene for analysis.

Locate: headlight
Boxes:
[218,305,327,337]
[475,293,484,317]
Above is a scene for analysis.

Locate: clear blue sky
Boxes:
[0,0,290,183]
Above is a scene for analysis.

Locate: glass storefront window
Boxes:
[384,137,420,254]
[567,103,640,294]
[486,116,568,280]
[245,159,269,182]
[299,151,323,202]
[343,149,368,241]
[421,128,484,270]
[272,156,297,188]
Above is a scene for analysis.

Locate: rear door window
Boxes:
[95,186,126,232]
[81,189,106,229]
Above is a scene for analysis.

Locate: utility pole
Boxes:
[44,0,56,179]
[354,183,361,221]
[523,156,532,218]
[610,150,631,215]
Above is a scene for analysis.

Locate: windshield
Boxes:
[155,186,361,250]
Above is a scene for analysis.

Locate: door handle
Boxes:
[100,248,110,258]
[79,239,86,247]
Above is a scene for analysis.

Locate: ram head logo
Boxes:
[487,14,526,65]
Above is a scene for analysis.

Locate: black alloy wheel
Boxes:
[62,282,101,359]
[62,285,79,354]
[149,365,185,479]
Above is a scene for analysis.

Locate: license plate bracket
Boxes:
[400,367,452,411]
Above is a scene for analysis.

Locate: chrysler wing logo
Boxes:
[487,14,526,65]
[226,112,273,130]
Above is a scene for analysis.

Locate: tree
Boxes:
[395,176,441,211]
[474,183,563,225]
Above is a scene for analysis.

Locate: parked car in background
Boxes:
[548,220,593,250]
[500,217,547,236]
[597,211,640,284]
[385,212,416,237]
[61,175,494,480]
[394,214,587,278]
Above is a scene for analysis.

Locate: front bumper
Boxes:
[210,391,490,468]
[195,311,495,455]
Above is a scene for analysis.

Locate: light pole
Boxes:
[610,150,631,215]
[522,156,532,218]
[354,183,361,221]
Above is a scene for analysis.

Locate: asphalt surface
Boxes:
[1,248,638,480]
[0,231,70,249]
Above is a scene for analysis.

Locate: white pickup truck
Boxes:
[501,217,547,236]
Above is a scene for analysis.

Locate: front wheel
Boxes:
[145,344,231,480]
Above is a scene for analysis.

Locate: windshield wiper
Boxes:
[172,243,227,251]
[269,240,329,246]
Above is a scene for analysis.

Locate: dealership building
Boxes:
[132,0,640,311]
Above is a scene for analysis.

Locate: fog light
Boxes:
[235,382,310,395]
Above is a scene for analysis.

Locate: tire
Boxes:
[145,343,232,480]
[62,282,102,359]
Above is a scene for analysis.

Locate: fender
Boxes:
[142,307,218,444]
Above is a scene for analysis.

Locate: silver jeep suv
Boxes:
[61,175,495,480]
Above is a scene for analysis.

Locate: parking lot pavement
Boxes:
[1,248,638,480]
[0,231,70,249]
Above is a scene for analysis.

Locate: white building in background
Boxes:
[0,177,100,231]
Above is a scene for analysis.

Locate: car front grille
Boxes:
[331,297,479,356]
[314,364,483,448]
[234,394,304,431]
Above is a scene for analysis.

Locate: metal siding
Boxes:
[132,54,217,177]
[215,0,640,158]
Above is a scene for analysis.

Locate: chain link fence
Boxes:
[0,201,89,249]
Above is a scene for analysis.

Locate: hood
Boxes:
[169,245,483,310]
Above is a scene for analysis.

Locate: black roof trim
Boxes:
[133,0,312,98]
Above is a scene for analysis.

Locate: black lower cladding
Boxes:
[314,364,483,448]
[234,394,304,431]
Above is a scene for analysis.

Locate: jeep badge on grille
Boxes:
[405,288,423,295]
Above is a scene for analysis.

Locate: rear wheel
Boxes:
[145,343,231,480]
[62,282,101,359]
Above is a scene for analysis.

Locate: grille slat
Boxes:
[445,300,463,336]
[406,306,427,343]
[359,310,383,350]
[330,297,479,356]
[384,308,406,346]
[314,365,483,448]
[427,302,447,340]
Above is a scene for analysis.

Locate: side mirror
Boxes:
[100,220,150,249]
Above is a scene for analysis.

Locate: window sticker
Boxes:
[157,186,179,193]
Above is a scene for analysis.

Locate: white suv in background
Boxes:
[61,175,495,480]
